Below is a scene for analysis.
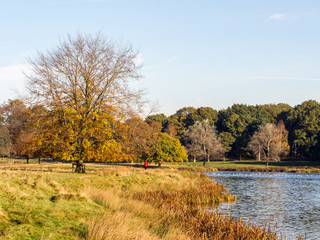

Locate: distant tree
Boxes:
[183,120,224,165]
[165,123,178,138]
[145,113,168,129]
[121,117,162,161]
[248,123,289,166]
[216,103,291,159]
[217,104,256,158]
[274,120,290,158]
[149,133,188,166]
[0,126,10,157]
[218,132,236,157]
[175,107,197,116]
[165,115,186,139]
[0,99,30,156]
[165,107,196,139]
[286,100,320,158]
[186,107,218,127]
[247,129,264,162]
[25,33,144,172]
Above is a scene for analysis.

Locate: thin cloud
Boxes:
[267,13,300,22]
[269,13,287,21]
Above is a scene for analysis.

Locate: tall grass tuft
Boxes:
[86,212,159,240]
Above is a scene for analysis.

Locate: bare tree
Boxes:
[248,130,264,162]
[26,33,145,172]
[26,33,144,118]
[183,120,224,165]
[274,120,290,158]
[248,122,289,166]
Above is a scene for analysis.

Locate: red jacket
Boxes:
[144,161,149,167]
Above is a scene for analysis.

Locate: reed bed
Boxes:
[133,181,236,207]
[133,174,280,240]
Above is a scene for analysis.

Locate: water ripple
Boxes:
[207,171,320,240]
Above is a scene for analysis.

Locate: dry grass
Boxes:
[133,173,279,240]
[86,212,160,240]
[0,163,285,239]
[82,168,193,240]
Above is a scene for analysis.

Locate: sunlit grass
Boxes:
[0,162,286,239]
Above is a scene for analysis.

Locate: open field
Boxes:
[0,162,283,239]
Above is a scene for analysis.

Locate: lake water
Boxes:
[206,171,320,240]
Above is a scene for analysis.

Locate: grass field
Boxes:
[0,161,284,239]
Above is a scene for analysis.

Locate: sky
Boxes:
[1,0,320,115]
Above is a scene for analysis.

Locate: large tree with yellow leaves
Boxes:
[26,33,144,172]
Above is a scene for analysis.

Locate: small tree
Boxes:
[247,130,264,161]
[183,120,224,165]
[248,122,289,166]
[149,133,188,166]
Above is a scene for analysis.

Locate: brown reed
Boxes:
[133,174,281,240]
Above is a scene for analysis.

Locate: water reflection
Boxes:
[207,171,320,240]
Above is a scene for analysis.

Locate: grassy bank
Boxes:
[0,162,283,239]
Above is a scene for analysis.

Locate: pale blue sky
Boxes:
[1,0,320,115]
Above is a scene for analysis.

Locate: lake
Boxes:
[207,171,320,240]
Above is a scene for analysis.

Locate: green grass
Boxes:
[0,162,286,239]
[0,168,102,239]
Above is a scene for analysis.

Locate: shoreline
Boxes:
[171,160,320,173]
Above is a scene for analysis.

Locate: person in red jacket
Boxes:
[144,160,149,170]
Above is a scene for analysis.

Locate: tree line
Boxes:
[146,100,320,162]
[2,96,320,166]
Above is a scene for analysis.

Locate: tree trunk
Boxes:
[266,141,271,167]
[26,155,29,164]
[193,156,196,162]
[38,157,41,164]
[74,160,85,173]
[258,151,260,161]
